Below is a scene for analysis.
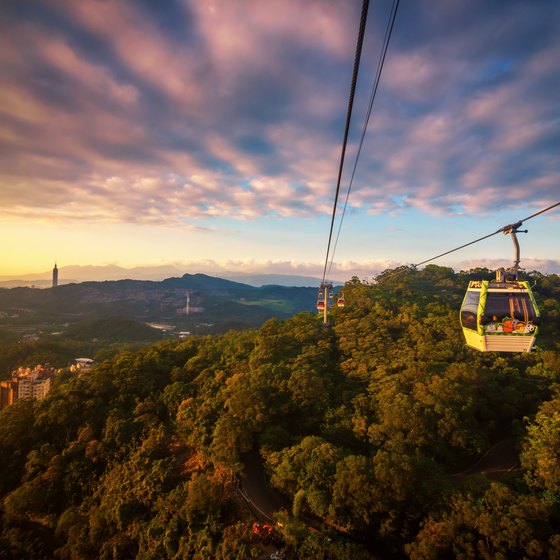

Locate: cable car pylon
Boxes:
[317,282,333,325]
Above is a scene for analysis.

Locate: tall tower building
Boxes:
[52,263,58,288]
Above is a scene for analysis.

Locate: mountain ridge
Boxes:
[0,272,319,334]
[0,266,333,288]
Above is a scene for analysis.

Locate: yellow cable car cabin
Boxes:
[460,279,539,352]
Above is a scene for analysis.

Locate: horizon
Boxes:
[2,257,559,290]
[1,1,559,276]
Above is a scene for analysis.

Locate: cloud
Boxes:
[0,0,559,228]
[0,0,357,224]
[141,257,403,282]
[456,258,560,275]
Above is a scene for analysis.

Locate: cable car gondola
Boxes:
[459,224,540,352]
[337,296,345,307]
[460,276,539,352]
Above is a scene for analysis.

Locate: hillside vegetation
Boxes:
[0,265,559,559]
[0,273,317,336]
[0,317,169,378]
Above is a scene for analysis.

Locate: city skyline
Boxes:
[1,0,559,281]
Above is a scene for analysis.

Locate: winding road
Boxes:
[451,437,520,480]
[239,449,289,523]
[240,438,521,524]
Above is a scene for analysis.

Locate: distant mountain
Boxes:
[161,273,254,291]
[0,273,318,335]
[0,264,186,287]
[0,266,336,288]
[221,273,341,287]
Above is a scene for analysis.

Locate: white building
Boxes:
[12,365,55,402]
[70,358,96,372]
[17,377,33,399]
[32,378,51,400]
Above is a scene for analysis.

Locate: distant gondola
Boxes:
[459,224,540,352]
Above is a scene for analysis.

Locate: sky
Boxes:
[1,0,559,282]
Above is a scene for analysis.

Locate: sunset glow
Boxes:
[1,0,559,281]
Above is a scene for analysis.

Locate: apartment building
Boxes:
[0,364,56,410]
[0,379,18,409]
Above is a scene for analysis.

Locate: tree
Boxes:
[521,398,560,494]
[407,484,559,560]
[330,455,377,530]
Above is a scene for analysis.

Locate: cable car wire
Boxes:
[327,0,401,279]
[413,201,560,268]
[317,3,558,293]
[321,0,370,285]
[371,201,560,287]
[515,201,560,224]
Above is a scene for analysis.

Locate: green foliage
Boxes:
[0,398,37,494]
[0,266,559,558]
[0,327,17,343]
[63,316,165,343]
[0,339,86,374]
[406,483,560,559]
[290,534,373,560]
[521,397,560,494]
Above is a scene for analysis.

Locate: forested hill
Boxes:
[160,273,254,290]
[0,266,559,559]
[0,272,317,330]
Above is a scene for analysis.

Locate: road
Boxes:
[239,449,289,523]
[451,437,520,480]
[240,437,521,524]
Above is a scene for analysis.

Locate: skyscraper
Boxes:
[52,263,58,288]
